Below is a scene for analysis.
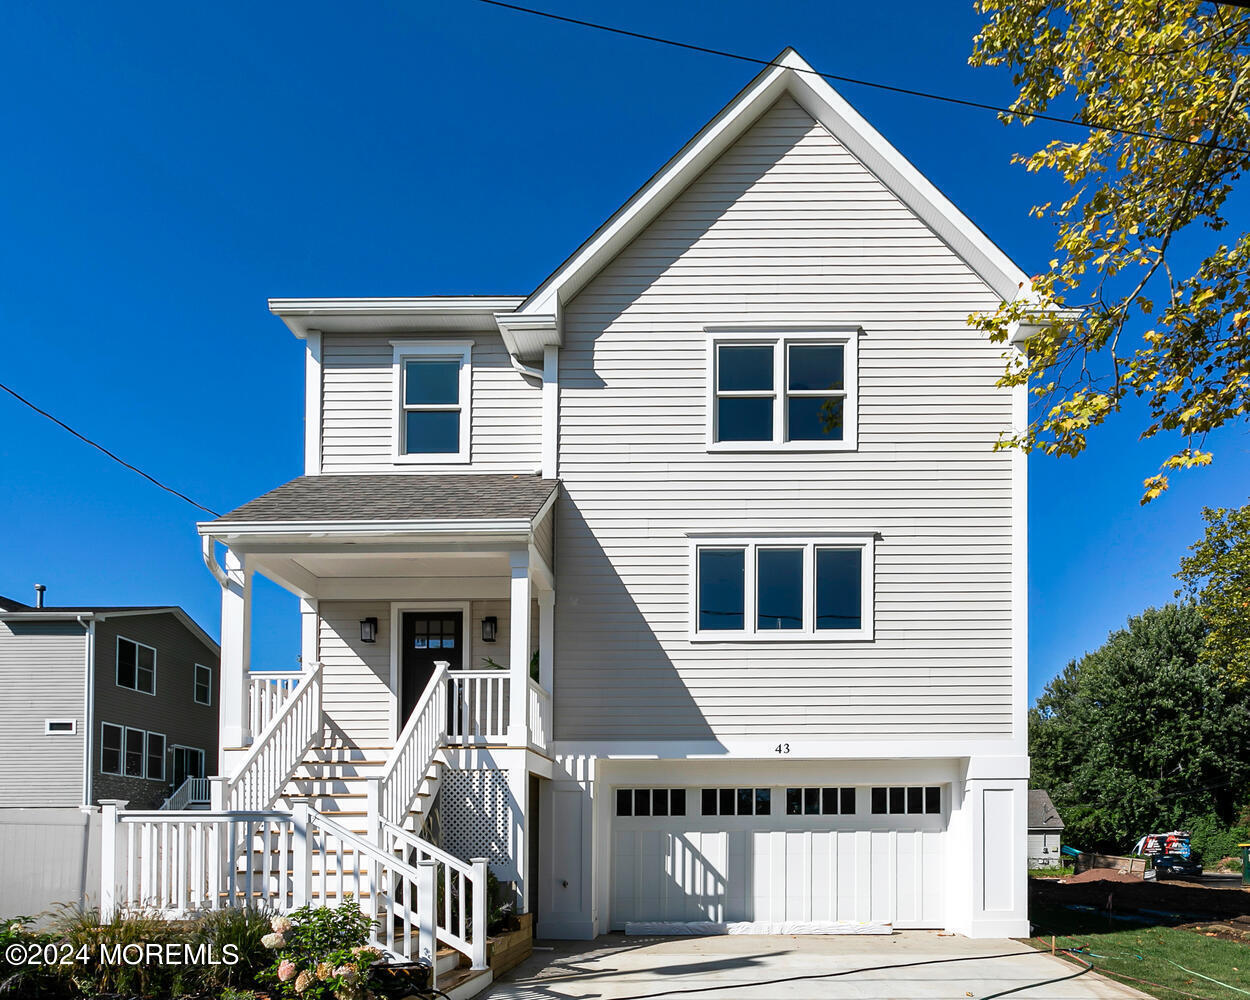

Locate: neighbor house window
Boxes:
[392,340,472,462]
[124,727,145,777]
[116,636,156,695]
[101,723,123,775]
[45,719,76,734]
[870,786,941,815]
[146,732,165,782]
[194,664,212,706]
[691,537,874,640]
[709,331,858,450]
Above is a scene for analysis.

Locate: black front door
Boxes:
[400,611,463,732]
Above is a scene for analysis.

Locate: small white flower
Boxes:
[261,931,286,949]
[271,914,294,934]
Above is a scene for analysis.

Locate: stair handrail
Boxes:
[161,776,210,810]
[377,817,488,971]
[378,661,449,827]
[225,661,324,812]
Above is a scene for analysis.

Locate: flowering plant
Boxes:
[260,899,379,1000]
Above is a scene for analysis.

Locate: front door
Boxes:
[400,611,463,732]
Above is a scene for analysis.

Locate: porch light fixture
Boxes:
[482,616,498,643]
[360,617,378,643]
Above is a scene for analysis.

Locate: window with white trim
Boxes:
[146,732,165,781]
[786,787,856,816]
[193,663,212,706]
[392,340,473,462]
[702,787,771,816]
[870,786,941,815]
[101,723,123,775]
[691,537,874,640]
[116,636,156,695]
[45,719,76,735]
[709,331,858,450]
[101,721,165,780]
[615,788,687,817]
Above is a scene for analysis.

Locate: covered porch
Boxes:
[197,473,558,775]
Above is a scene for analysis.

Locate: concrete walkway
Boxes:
[481,932,1149,1000]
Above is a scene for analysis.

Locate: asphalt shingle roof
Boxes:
[210,474,559,525]
[1028,789,1065,830]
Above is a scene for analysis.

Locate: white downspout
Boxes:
[202,535,230,589]
[509,354,543,382]
[78,615,95,806]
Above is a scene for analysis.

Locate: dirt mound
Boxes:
[1062,869,1144,884]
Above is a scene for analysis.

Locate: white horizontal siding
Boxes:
[320,331,542,473]
[553,95,1015,742]
[0,621,86,806]
[318,602,393,745]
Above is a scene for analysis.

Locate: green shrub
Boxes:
[50,907,187,999]
[186,905,273,993]
[260,898,378,1000]
[1182,813,1250,863]
[0,916,62,998]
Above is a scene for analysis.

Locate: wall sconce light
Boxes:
[482,616,498,643]
[360,617,378,643]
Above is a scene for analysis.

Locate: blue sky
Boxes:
[1,1,1246,702]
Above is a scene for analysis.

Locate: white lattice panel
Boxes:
[440,769,514,878]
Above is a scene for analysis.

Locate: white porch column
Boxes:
[542,344,559,479]
[508,551,531,745]
[300,597,319,670]
[537,588,554,692]
[219,548,253,756]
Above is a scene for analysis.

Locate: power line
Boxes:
[0,380,222,517]
[473,0,1250,156]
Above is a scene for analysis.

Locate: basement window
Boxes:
[392,340,473,463]
[45,719,76,735]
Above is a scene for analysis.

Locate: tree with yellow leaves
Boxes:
[969,0,1250,501]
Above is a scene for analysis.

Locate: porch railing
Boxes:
[249,670,302,736]
[379,818,487,970]
[446,670,510,743]
[378,662,449,828]
[162,777,211,811]
[527,678,551,751]
[225,661,323,812]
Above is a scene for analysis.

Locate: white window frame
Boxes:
[391,339,473,464]
[193,663,213,706]
[171,744,207,783]
[44,719,77,735]
[706,328,860,451]
[146,731,165,782]
[101,722,124,775]
[688,534,875,642]
[115,635,157,696]
[123,726,146,778]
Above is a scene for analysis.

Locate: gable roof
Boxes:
[1028,789,1065,831]
[0,604,219,657]
[505,47,1028,355]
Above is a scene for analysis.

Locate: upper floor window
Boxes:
[708,330,858,451]
[690,537,874,641]
[116,636,156,695]
[391,340,473,463]
[193,664,212,706]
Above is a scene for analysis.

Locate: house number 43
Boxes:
[774,743,790,754]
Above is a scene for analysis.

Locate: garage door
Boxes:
[611,784,946,929]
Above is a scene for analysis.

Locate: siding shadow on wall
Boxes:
[555,499,716,743]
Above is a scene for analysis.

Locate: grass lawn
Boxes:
[1028,901,1250,1000]
[1028,865,1075,878]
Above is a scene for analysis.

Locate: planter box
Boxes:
[488,913,532,977]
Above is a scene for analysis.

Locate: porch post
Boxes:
[508,550,531,746]
[300,597,319,671]
[537,589,554,692]
[219,549,253,755]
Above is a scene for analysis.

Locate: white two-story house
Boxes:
[105,49,1031,975]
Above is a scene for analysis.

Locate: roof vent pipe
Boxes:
[33,583,46,608]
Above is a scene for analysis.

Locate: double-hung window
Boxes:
[116,637,156,695]
[691,537,874,640]
[101,721,166,780]
[193,664,212,706]
[709,330,858,450]
[392,340,473,463]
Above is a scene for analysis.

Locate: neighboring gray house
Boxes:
[1028,789,1065,868]
[0,591,220,810]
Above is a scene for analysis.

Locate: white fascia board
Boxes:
[269,297,525,340]
[494,311,560,360]
[196,518,534,538]
[516,47,1030,318]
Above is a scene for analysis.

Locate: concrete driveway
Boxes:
[482,932,1149,1000]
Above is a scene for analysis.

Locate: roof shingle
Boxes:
[1028,789,1065,830]
[209,474,559,525]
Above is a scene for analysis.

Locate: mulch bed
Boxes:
[1032,871,1250,923]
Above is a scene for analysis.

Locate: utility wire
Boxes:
[0,380,222,517]
[473,0,1250,156]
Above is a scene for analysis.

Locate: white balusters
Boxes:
[228,662,323,811]
[527,677,551,751]
[248,671,302,735]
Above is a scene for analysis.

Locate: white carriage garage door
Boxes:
[611,784,946,929]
